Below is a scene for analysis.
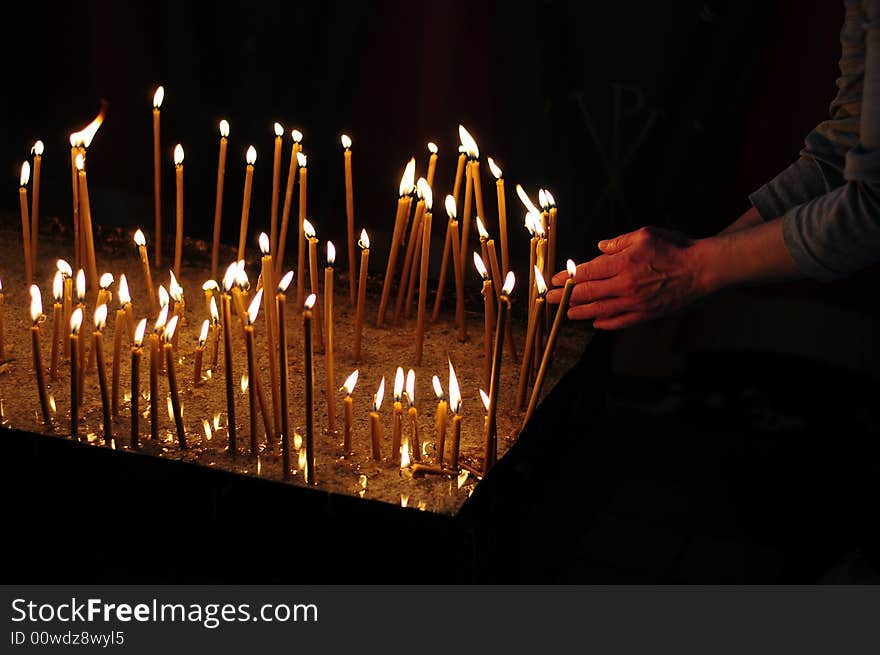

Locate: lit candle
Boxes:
[58,260,73,359]
[120,274,135,341]
[370,376,385,461]
[426,141,438,188]
[211,120,229,281]
[237,145,257,261]
[93,304,111,445]
[341,134,356,305]
[525,212,539,317]
[458,126,480,291]
[487,157,509,278]
[150,305,169,442]
[474,253,495,388]
[340,369,358,456]
[130,318,147,448]
[209,295,221,372]
[112,275,131,416]
[29,286,51,426]
[193,319,209,385]
[395,177,427,324]
[545,189,558,291]
[452,147,466,213]
[168,271,185,351]
[377,158,416,327]
[69,135,82,272]
[152,85,164,268]
[391,366,404,464]
[524,259,576,427]
[202,280,218,322]
[69,308,83,439]
[448,359,463,470]
[431,195,457,323]
[325,241,336,432]
[276,270,293,478]
[173,144,185,279]
[244,290,264,455]
[304,219,324,351]
[295,151,308,306]
[405,369,420,462]
[259,233,281,434]
[303,293,317,484]
[163,315,186,448]
[50,271,63,381]
[276,129,302,280]
[19,162,33,286]
[486,271,515,472]
[221,264,238,454]
[30,140,43,264]
[75,269,86,407]
[69,110,104,269]
[354,229,370,361]
[134,229,159,317]
[414,184,433,365]
[517,267,545,409]
[270,122,284,259]
[450,203,466,341]
[432,376,448,466]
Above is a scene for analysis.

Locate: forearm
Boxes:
[719,205,763,235]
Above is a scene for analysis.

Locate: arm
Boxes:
[719,205,762,234]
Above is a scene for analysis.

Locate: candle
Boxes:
[415,188,433,366]
[163,315,186,448]
[168,271,185,351]
[325,241,337,432]
[487,157,510,277]
[173,144,185,279]
[276,129,302,280]
[303,293,317,484]
[524,259,576,427]
[432,376,448,466]
[70,138,82,272]
[202,280,218,322]
[545,190,558,291]
[395,178,427,324]
[50,271,63,381]
[474,253,495,388]
[259,233,281,434]
[391,366,404,464]
[130,318,147,448]
[152,85,164,268]
[211,120,229,281]
[75,270,86,407]
[405,369,421,462]
[450,210,466,341]
[19,162,33,286]
[270,122,284,259]
[237,146,257,261]
[486,271,515,472]
[193,319,209,385]
[340,369,358,456]
[31,140,43,264]
[448,359,462,470]
[526,213,539,317]
[69,308,83,439]
[426,141,438,188]
[431,195,457,323]
[89,273,113,371]
[452,148,466,212]
[150,305,169,441]
[209,296,221,371]
[458,126,480,290]
[244,290,263,455]
[111,275,131,416]
[304,219,324,351]
[342,135,357,305]
[370,377,385,461]
[276,270,293,478]
[295,151,308,306]
[354,230,370,361]
[58,260,73,358]
[134,229,159,317]
[29,286,51,426]
[517,267,546,409]
[377,158,416,327]
[93,304,111,445]
[221,264,238,454]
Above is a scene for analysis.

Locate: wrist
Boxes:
[688,237,725,297]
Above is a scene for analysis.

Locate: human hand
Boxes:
[545,226,709,329]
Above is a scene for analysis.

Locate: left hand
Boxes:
[546,226,708,330]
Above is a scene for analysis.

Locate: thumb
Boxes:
[598,229,642,254]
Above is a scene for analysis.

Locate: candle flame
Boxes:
[219,119,230,138]
[473,252,488,280]
[373,377,386,411]
[49,394,56,413]
[75,269,86,302]
[458,125,480,159]
[75,153,84,172]
[304,293,316,310]
[222,262,238,292]
[327,241,336,266]
[52,271,64,302]
[70,307,83,335]
[341,369,359,396]
[277,270,294,293]
[538,188,548,211]
[94,303,108,331]
[235,260,249,290]
[294,433,302,450]
[214,413,222,430]
[524,212,536,237]
[303,218,316,239]
[445,194,457,220]
[487,156,502,179]
[427,141,438,154]
[296,151,307,168]
[241,373,249,393]
[246,145,257,165]
[458,469,469,489]
[20,161,30,186]
[399,158,416,197]
[476,216,489,240]
[401,439,411,469]
[133,318,147,346]
[56,259,72,277]
[274,122,284,137]
[416,177,428,200]
[291,129,303,143]
[32,140,44,156]
[259,232,270,255]
[359,474,368,495]
[163,314,179,341]
[501,271,516,296]
[152,85,164,108]
[72,107,106,148]
[567,259,577,278]
[533,215,546,239]
[118,275,131,306]
[432,375,444,400]
[393,366,404,401]
[400,494,409,507]
[203,419,212,441]
[358,229,370,250]
[423,181,434,212]
[545,189,556,207]
[405,368,415,406]
[298,447,307,471]
[154,304,169,332]
[516,184,540,215]
[209,296,219,324]
[247,289,263,325]
[448,359,461,414]
[158,284,170,308]
[99,272,114,290]
[534,266,548,296]
[29,285,42,323]
[173,144,184,166]
[198,319,210,346]
[133,229,147,247]
[341,134,352,149]
[202,279,218,292]
[479,388,490,412]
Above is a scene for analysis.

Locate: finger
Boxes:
[566,297,633,321]
[597,229,644,254]
[551,255,621,286]
[568,277,629,306]
[592,312,644,330]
